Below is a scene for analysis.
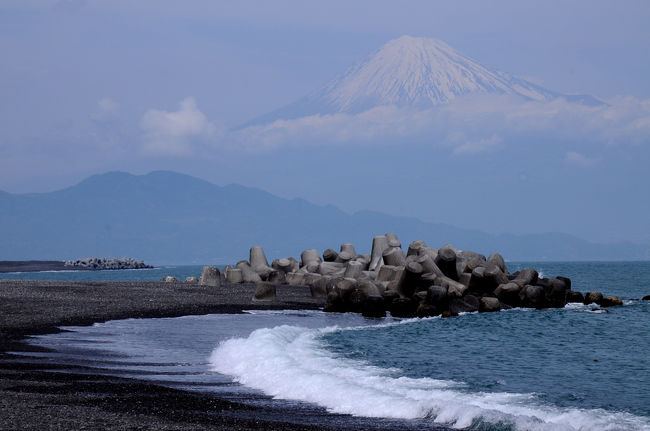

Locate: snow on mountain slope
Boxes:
[241,36,600,127]
[319,36,554,110]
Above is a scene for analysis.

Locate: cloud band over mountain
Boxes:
[227,95,650,154]
[162,36,648,155]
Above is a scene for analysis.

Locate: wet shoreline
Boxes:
[0,279,345,430]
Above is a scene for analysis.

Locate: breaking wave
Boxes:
[210,323,650,431]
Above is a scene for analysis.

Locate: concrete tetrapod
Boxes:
[225,267,243,283]
[340,243,356,256]
[236,261,262,283]
[335,251,353,264]
[369,235,389,271]
[272,258,293,275]
[344,261,364,279]
[301,249,322,267]
[250,246,273,279]
[487,252,508,274]
[407,240,426,257]
[385,232,401,248]
[252,282,276,302]
[383,247,405,267]
[322,249,338,262]
[435,244,458,280]
[318,262,346,276]
[226,235,619,320]
[199,266,221,287]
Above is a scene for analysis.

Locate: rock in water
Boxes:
[448,296,479,314]
[556,276,572,290]
[545,278,569,308]
[361,295,386,318]
[511,269,539,287]
[597,296,623,307]
[162,276,177,282]
[468,265,506,295]
[494,282,521,307]
[426,285,448,307]
[199,266,221,287]
[584,291,604,305]
[389,298,417,318]
[185,276,199,283]
[519,285,546,308]
[567,291,585,303]
[479,297,502,313]
[324,289,344,312]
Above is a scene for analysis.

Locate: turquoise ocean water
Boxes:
[8,262,650,430]
[0,265,207,281]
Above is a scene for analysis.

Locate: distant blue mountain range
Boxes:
[0,171,647,264]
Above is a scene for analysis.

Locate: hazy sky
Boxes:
[1,0,649,243]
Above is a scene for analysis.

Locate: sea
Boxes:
[5,261,650,431]
[0,264,207,282]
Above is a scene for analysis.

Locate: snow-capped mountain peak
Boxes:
[320,35,552,111]
[240,35,600,127]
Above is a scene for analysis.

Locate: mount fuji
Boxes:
[243,35,601,127]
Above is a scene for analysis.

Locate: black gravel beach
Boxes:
[0,279,337,430]
[0,260,76,273]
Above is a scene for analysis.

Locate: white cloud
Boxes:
[140,97,216,156]
[565,151,600,166]
[91,97,119,121]
[230,95,650,155]
[453,135,502,155]
[98,97,118,113]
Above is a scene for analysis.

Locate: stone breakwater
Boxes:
[217,233,625,318]
[64,257,152,270]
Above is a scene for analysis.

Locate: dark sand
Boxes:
[0,279,338,430]
[0,260,79,273]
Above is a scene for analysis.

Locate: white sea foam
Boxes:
[242,309,327,316]
[210,324,650,431]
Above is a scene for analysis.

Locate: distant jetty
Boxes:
[64,257,152,270]
[214,233,624,317]
[0,258,152,273]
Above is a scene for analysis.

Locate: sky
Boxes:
[1,0,650,243]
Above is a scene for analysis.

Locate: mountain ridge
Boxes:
[0,171,647,264]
